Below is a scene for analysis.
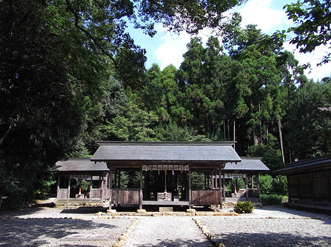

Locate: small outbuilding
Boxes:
[223,157,270,203]
[50,158,109,206]
[277,156,331,211]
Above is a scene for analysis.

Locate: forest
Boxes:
[0,0,330,209]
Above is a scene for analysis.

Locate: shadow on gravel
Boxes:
[125,238,213,247]
[212,232,331,247]
[0,217,124,247]
[60,207,108,214]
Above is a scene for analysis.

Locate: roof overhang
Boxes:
[276,156,331,174]
[91,141,241,167]
[50,158,109,172]
[224,157,270,173]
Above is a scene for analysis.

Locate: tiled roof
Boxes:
[91,141,241,163]
[276,156,331,174]
[50,158,108,172]
[224,157,269,172]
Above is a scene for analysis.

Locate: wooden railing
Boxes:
[191,190,220,205]
[111,189,140,205]
[90,189,102,198]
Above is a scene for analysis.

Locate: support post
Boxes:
[188,166,192,209]
[57,175,60,200]
[257,175,261,202]
[139,166,143,210]
[219,167,223,208]
[245,173,248,200]
[222,172,226,199]
[68,175,71,201]
[109,166,113,210]
[90,175,92,202]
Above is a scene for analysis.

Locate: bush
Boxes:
[234,201,254,214]
[271,175,287,195]
[260,194,285,206]
[259,174,273,194]
[259,174,287,195]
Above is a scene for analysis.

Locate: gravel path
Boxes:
[196,206,331,247]
[0,204,330,247]
[122,216,213,247]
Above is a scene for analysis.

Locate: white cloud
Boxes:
[154,30,190,69]
[232,0,289,33]
[154,26,216,70]
[284,42,331,81]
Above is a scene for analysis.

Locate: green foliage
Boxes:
[259,174,273,194]
[234,201,254,214]
[260,194,286,206]
[271,176,288,195]
[227,177,245,193]
[99,100,159,141]
[72,179,91,192]
[259,174,287,195]
[248,145,283,171]
[285,81,331,159]
[284,0,331,66]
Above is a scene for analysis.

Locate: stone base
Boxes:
[137,209,147,213]
[159,207,173,212]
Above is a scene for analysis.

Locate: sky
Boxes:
[130,0,331,81]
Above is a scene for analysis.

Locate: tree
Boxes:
[285,80,331,160]
[0,0,246,208]
[284,0,331,67]
[99,100,159,141]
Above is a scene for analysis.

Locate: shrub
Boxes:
[260,194,285,206]
[234,201,254,214]
[271,175,287,195]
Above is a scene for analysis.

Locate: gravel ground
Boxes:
[122,216,214,247]
[0,207,133,247]
[197,206,331,247]
[0,203,330,247]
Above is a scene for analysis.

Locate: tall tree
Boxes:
[285,80,331,160]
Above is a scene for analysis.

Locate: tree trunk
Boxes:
[278,119,285,165]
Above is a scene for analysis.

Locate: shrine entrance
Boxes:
[91,141,242,209]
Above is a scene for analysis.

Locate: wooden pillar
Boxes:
[245,173,248,200]
[222,172,226,199]
[109,167,113,210]
[139,166,143,209]
[118,170,121,188]
[188,166,192,209]
[90,175,92,202]
[219,167,223,208]
[57,175,60,200]
[257,175,261,202]
[68,175,71,201]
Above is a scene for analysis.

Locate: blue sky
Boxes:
[130,0,331,81]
